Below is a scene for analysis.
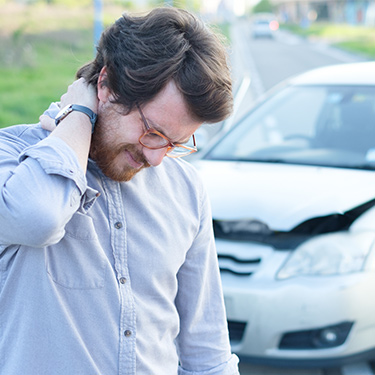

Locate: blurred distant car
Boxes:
[192,62,375,367]
[251,14,279,38]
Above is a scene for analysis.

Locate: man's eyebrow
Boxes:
[145,117,163,132]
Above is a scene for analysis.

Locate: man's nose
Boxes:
[143,147,168,167]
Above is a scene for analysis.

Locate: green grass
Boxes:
[335,38,375,58]
[0,3,230,128]
[0,30,93,126]
[281,22,375,59]
[0,3,122,128]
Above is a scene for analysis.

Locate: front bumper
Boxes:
[217,239,375,367]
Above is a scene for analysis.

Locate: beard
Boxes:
[89,107,151,182]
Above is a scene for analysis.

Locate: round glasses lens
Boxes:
[141,132,169,148]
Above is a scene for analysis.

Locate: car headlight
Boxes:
[277,231,375,280]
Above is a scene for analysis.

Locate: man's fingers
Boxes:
[39,114,57,132]
[60,79,99,113]
[39,78,98,134]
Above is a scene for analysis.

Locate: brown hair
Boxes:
[77,7,233,123]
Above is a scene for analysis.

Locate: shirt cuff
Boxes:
[178,354,240,375]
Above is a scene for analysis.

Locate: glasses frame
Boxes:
[136,104,197,158]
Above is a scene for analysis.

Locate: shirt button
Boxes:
[124,330,132,337]
[114,222,123,229]
[119,277,127,284]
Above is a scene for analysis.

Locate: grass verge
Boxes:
[281,22,375,59]
[0,3,122,128]
[0,3,230,128]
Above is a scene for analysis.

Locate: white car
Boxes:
[251,14,279,38]
[192,62,375,367]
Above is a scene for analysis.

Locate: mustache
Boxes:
[127,146,150,167]
[91,142,149,166]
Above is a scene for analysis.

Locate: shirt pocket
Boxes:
[45,212,106,289]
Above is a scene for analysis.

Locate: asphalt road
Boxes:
[198,20,366,141]
[226,19,373,375]
[230,19,366,107]
[239,361,375,375]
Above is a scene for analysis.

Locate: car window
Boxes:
[206,85,375,169]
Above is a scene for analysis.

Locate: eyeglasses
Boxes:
[137,104,197,158]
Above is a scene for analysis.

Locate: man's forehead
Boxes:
[142,82,201,142]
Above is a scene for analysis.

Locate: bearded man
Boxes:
[0,7,239,375]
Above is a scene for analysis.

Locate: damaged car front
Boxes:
[192,62,375,367]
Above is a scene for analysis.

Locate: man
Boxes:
[0,7,239,375]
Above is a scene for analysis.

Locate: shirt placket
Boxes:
[104,178,136,375]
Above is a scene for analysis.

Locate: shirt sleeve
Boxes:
[175,181,240,375]
[0,132,97,248]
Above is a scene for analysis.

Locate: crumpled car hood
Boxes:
[193,160,375,232]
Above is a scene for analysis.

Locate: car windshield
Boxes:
[205,85,375,170]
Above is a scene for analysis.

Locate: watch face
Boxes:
[54,104,97,132]
[55,104,73,124]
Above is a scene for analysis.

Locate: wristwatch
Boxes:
[55,104,97,133]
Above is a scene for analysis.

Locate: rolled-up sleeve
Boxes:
[0,130,97,248]
[19,136,87,194]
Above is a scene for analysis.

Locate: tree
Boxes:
[252,0,274,14]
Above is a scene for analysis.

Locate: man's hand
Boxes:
[40,78,99,172]
[40,78,98,132]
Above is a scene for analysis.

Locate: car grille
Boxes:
[228,320,247,343]
[218,254,260,276]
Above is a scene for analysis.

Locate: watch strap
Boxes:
[55,104,97,133]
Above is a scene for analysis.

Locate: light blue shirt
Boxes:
[0,110,239,374]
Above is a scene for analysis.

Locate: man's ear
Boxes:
[97,66,112,103]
